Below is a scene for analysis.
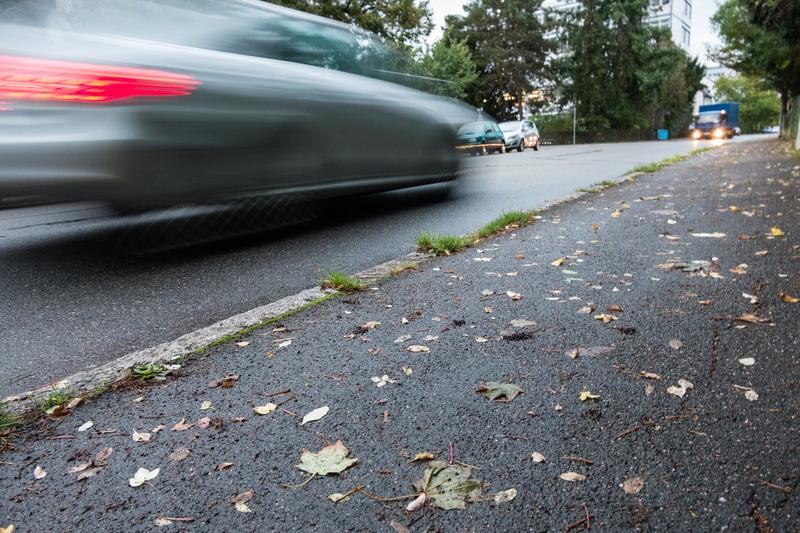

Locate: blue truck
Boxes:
[690,102,740,140]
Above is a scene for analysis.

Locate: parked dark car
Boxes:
[455,120,506,155]
[499,120,540,152]
[0,0,475,210]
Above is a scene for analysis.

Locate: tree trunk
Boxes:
[779,91,788,138]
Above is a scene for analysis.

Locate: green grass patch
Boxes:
[577,180,618,193]
[41,390,73,414]
[476,211,531,239]
[320,271,364,293]
[416,233,473,255]
[388,262,419,276]
[629,148,718,174]
[0,403,18,433]
[131,363,170,381]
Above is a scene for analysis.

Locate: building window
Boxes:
[682,26,690,46]
[684,0,692,18]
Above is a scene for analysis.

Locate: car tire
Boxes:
[517,140,525,152]
[533,141,540,151]
[481,143,488,156]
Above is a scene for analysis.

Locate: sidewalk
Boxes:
[2,140,798,531]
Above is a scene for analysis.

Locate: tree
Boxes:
[445,0,554,120]
[714,75,781,132]
[712,0,798,134]
[421,39,479,100]
[269,0,433,51]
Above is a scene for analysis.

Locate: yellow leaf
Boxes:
[1,526,15,533]
[253,403,277,415]
[770,227,785,237]
[622,477,645,495]
[559,472,586,482]
[411,452,435,462]
[551,257,565,267]
[780,292,799,304]
[611,209,622,218]
[579,390,600,401]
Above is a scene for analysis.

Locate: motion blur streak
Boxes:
[0,54,200,104]
[0,0,475,229]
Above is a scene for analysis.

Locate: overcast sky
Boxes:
[426,0,722,65]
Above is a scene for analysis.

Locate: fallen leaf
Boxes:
[770,227,784,237]
[494,488,517,503]
[476,382,523,402]
[402,366,413,376]
[76,467,103,481]
[579,390,600,401]
[154,517,195,527]
[235,341,250,347]
[745,389,759,401]
[411,452,435,462]
[622,477,644,495]
[698,299,712,305]
[780,292,799,304]
[200,401,212,410]
[405,492,426,512]
[644,383,655,396]
[577,305,595,314]
[132,430,151,443]
[0,526,14,533]
[407,345,430,353]
[690,232,726,238]
[253,403,278,415]
[360,321,381,331]
[531,452,546,463]
[412,460,482,510]
[668,339,683,350]
[559,472,586,482]
[33,465,46,480]
[232,490,254,513]
[611,209,622,218]
[474,336,489,343]
[296,440,358,475]
[171,418,193,432]
[94,447,113,466]
[168,447,190,462]
[66,397,82,410]
[754,250,768,256]
[328,492,354,504]
[551,257,565,267]
[734,313,765,324]
[66,462,92,474]
[506,291,522,301]
[667,385,687,398]
[277,340,292,349]
[729,264,748,275]
[151,424,166,433]
[389,520,411,533]
[594,313,618,323]
[77,420,94,432]
[394,334,412,344]
[640,371,661,380]
[129,467,160,487]
[738,357,755,366]
[371,375,396,387]
[607,304,624,313]
[509,319,537,328]
[301,406,330,425]
[678,379,694,390]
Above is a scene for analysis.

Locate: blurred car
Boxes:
[499,120,540,152]
[0,0,475,210]
[455,120,506,155]
[762,125,779,134]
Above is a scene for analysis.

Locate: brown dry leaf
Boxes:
[405,492,426,512]
[780,292,799,304]
[591,223,600,232]
[168,447,191,462]
[611,209,622,218]
[640,371,661,380]
[506,291,522,301]
[754,250,768,256]
[745,389,759,401]
[594,313,618,323]
[216,462,235,471]
[698,299,712,305]
[94,447,113,466]
[76,467,103,481]
[577,304,595,314]
[171,418,193,432]
[668,339,683,350]
[411,452,436,462]
[66,397,83,410]
[407,345,430,353]
[360,321,381,331]
[729,264,748,275]
[66,462,92,474]
[493,488,517,504]
[607,304,624,313]
[209,373,240,388]
[551,257,565,267]
[531,452,546,463]
[734,313,764,324]
[232,490,255,513]
[622,477,645,495]
[154,517,195,527]
[559,472,586,482]
[33,465,46,480]
[197,417,212,429]
[644,383,655,396]
[389,520,411,533]
[515,254,525,260]
[484,306,493,314]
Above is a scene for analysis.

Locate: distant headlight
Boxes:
[713,128,724,138]
[691,130,702,139]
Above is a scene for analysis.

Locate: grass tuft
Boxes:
[131,363,170,381]
[41,390,73,414]
[476,211,531,239]
[416,233,473,255]
[0,403,18,433]
[577,180,617,193]
[320,271,364,293]
[629,148,715,175]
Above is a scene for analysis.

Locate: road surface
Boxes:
[0,135,771,397]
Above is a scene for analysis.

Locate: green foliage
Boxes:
[714,75,781,133]
[416,233,473,255]
[556,0,702,136]
[268,0,433,51]
[0,403,18,433]
[131,363,170,381]
[421,38,479,100]
[446,0,555,120]
[41,390,73,413]
[577,180,617,193]
[320,272,364,293]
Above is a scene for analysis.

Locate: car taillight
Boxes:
[0,54,200,105]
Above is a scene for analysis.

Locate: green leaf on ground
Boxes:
[476,382,522,402]
[295,440,358,476]
[412,460,482,510]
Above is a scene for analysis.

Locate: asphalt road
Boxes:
[0,135,771,397]
[1,139,796,531]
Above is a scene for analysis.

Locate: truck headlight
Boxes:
[691,130,701,139]
[713,128,724,138]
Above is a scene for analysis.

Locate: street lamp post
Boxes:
[572,105,577,145]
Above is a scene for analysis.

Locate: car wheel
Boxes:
[481,144,488,156]
[499,145,506,154]
[533,140,540,151]
[517,140,525,152]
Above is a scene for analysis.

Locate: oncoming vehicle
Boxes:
[689,102,740,140]
[0,0,475,210]
[499,120,540,152]
[455,120,505,155]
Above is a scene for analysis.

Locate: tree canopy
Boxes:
[714,75,781,133]
[421,39,479,100]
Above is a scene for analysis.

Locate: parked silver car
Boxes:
[0,0,475,210]
[499,120,540,152]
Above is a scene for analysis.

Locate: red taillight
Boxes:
[0,54,200,104]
